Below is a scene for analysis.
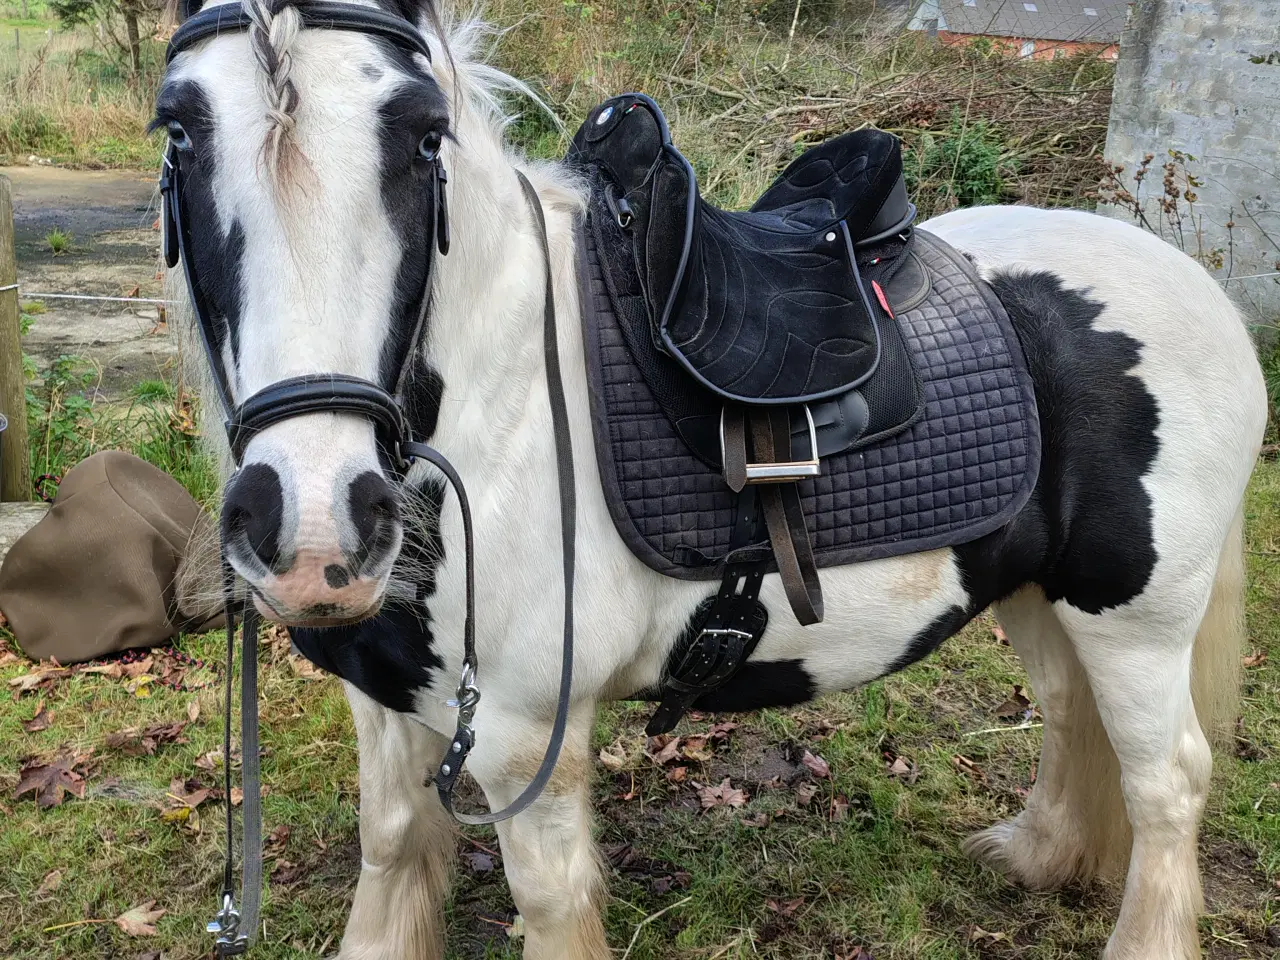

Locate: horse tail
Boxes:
[1191,503,1246,749]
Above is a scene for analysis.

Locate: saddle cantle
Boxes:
[567,94,1040,733]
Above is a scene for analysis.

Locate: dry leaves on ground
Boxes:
[115,901,166,937]
[15,749,94,809]
[104,721,188,757]
[1243,650,1268,668]
[697,777,748,811]
[993,684,1035,720]
[598,742,627,772]
[9,665,71,697]
[885,753,918,783]
[288,655,326,680]
[800,750,831,779]
[952,754,986,783]
[35,869,63,897]
[765,897,804,917]
[22,700,52,733]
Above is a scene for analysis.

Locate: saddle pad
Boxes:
[579,228,1042,579]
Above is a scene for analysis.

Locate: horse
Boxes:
[156,1,1268,957]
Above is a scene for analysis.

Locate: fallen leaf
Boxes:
[105,722,188,757]
[697,777,748,811]
[0,649,20,667]
[666,766,688,784]
[812,719,838,738]
[969,925,1009,943]
[9,665,70,696]
[765,896,804,917]
[270,859,308,885]
[743,811,771,828]
[463,851,495,874]
[15,752,90,809]
[121,657,154,679]
[801,750,831,779]
[22,701,52,733]
[166,777,211,809]
[1243,650,1268,668]
[681,735,714,763]
[230,787,244,806]
[708,721,739,741]
[195,750,222,771]
[645,735,681,766]
[598,743,626,772]
[288,655,326,680]
[829,793,851,821]
[187,699,201,723]
[78,663,124,679]
[994,684,1033,719]
[886,755,917,783]
[794,782,819,807]
[265,824,291,858]
[115,901,166,936]
[952,754,986,782]
[35,869,63,896]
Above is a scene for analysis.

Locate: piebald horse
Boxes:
[156,1,1268,957]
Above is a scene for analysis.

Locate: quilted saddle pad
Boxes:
[578,227,1043,581]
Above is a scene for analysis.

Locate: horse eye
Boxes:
[167,121,193,151]
[417,130,442,161]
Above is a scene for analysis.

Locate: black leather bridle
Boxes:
[161,5,577,955]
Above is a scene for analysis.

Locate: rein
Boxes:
[161,6,576,953]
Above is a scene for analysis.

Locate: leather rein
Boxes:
[161,6,577,954]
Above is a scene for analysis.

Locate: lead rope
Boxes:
[429,170,576,824]
[207,550,263,956]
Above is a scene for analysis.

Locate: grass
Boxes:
[0,14,166,168]
[0,461,1276,959]
[43,226,70,254]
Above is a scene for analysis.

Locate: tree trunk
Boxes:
[124,7,141,75]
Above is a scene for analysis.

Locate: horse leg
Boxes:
[963,585,1129,888]
[338,683,454,960]
[468,706,608,960]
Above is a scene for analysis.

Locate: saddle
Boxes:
[568,93,927,639]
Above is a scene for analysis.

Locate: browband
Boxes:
[168,1,434,62]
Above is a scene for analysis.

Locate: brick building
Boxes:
[908,0,1127,60]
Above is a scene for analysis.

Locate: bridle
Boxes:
[160,5,577,954]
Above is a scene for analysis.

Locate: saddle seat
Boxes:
[568,93,916,406]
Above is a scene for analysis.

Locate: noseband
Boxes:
[162,6,576,955]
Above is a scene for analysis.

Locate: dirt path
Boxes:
[4,165,176,401]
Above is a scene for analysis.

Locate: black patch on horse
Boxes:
[290,603,444,713]
[972,270,1160,614]
[373,69,449,391]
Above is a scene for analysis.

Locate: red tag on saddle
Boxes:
[871,280,894,319]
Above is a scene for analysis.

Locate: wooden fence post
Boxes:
[0,175,31,502]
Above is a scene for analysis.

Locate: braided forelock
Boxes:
[243,0,305,186]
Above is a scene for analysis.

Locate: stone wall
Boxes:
[1103,0,1280,338]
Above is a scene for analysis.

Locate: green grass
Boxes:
[0,460,1276,958]
[43,227,71,255]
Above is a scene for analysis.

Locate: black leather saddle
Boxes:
[568,94,931,726]
[569,92,918,406]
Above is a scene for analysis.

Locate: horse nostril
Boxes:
[348,471,401,570]
[222,463,286,572]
